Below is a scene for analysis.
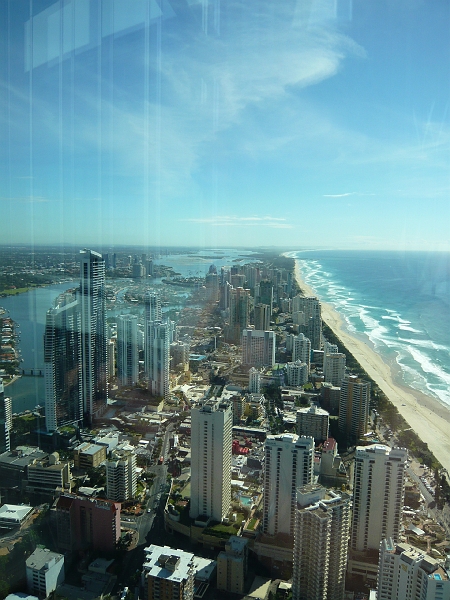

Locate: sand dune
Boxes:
[294,260,450,475]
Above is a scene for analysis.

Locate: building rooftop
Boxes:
[0,504,33,525]
[26,547,64,571]
[143,545,194,583]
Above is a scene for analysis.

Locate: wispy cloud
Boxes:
[182,215,293,228]
[323,192,376,198]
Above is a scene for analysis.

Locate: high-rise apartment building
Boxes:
[217,536,249,595]
[242,329,275,367]
[296,405,329,442]
[44,291,82,432]
[378,539,450,600]
[263,433,314,537]
[0,378,12,453]
[257,280,274,313]
[142,545,195,600]
[292,484,350,600]
[248,367,261,393]
[190,400,232,522]
[106,446,137,502]
[322,341,338,373]
[254,303,271,331]
[286,360,308,387]
[117,314,139,386]
[79,249,107,425]
[292,296,322,350]
[339,375,370,440]
[351,444,407,552]
[228,287,250,342]
[324,352,346,386]
[292,333,311,371]
[147,321,170,400]
[55,493,121,555]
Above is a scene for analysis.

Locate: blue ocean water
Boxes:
[289,251,450,408]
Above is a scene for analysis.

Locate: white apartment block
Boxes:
[26,547,65,598]
[147,321,170,401]
[190,400,232,522]
[293,484,351,600]
[292,333,311,371]
[296,405,329,442]
[378,539,450,600]
[242,329,275,367]
[106,447,137,502]
[286,360,308,387]
[263,433,314,537]
[248,367,261,393]
[142,545,195,600]
[351,445,407,552]
[323,352,346,387]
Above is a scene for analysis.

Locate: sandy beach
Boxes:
[294,260,450,475]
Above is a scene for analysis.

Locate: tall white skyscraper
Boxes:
[190,400,232,522]
[351,444,407,552]
[242,329,275,367]
[144,291,162,378]
[147,321,170,401]
[292,333,311,371]
[117,314,139,386]
[339,375,370,440]
[263,433,314,537]
[79,249,107,425]
[293,484,351,600]
[292,296,322,349]
[378,539,450,600]
[324,352,346,386]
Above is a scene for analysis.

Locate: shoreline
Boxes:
[293,259,450,474]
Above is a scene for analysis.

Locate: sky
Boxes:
[1,0,450,251]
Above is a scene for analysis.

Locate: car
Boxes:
[147,508,151,513]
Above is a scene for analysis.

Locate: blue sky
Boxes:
[1,0,450,250]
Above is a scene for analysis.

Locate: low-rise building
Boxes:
[73,442,107,469]
[0,504,33,530]
[26,548,65,599]
[142,545,195,600]
[26,452,71,497]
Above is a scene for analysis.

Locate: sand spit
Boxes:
[294,260,450,475]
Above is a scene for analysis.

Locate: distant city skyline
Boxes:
[1,1,450,250]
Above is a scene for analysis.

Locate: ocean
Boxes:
[287,250,450,409]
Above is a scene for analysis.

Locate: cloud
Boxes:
[181,215,293,228]
[323,192,376,198]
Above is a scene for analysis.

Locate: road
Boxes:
[114,423,173,595]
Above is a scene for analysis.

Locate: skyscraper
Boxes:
[144,290,162,376]
[44,292,82,432]
[263,433,314,537]
[79,249,108,425]
[190,400,232,522]
[106,446,137,502]
[117,314,139,387]
[293,484,350,600]
[254,303,271,331]
[377,539,450,600]
[147,321,170,401]
[248,367,261,393]
[338,375,370,441]
[324,352,346,386]
[351,444,407,552]
[292,333,311,371]
[0,378,12,453]
[242,329,275,367]
[293,296,322,350]
[228,287,250,343]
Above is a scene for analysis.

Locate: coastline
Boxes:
[294,259,450,475]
